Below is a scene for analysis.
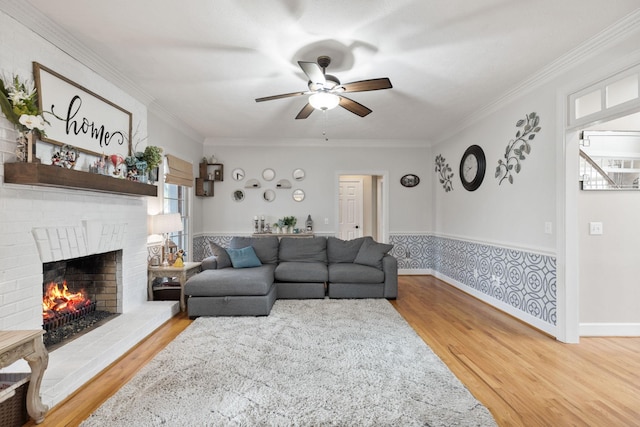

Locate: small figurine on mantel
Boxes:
[173,249,185,267]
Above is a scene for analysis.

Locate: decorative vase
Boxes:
[110,154,125,177]
[15,131,35,162]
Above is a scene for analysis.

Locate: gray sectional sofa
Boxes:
[184,235,398,317]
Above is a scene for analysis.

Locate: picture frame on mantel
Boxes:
[33,62,132,159]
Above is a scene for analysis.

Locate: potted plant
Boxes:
[142,145,163,182]
[283,216,297,233]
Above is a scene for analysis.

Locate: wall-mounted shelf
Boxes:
[195,162,224,197]
[3,162,157,197]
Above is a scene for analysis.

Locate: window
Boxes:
[569,64,640,127]
[163,182,189,260]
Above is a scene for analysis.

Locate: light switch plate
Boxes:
[589,222,603,235]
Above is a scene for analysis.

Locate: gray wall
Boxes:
[196,142,432,239]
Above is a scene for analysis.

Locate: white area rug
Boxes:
[82,299,496,426]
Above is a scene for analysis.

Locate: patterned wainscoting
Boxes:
[431,236,556,327]
[388,234,556,328]
[388,234,433,270]
[194,233,556,328]
[193,235,235,261]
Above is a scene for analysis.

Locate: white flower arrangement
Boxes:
[0,73,48,134]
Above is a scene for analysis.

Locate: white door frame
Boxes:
[335,170,390,243]
[557,52,640,343]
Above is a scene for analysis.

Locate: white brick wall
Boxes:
[0,9,153,331]
[0,126,150,330]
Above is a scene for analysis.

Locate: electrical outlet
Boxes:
[324,218,329,225]
[544,222,552,234]
[589,222,603,235]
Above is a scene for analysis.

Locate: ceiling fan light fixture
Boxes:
[309,92,340,111]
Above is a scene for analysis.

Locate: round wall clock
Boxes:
[459,145,486,191]
[400,174,420,188]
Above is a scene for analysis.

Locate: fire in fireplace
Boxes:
[42,281,95,331]
[42,251,122,349]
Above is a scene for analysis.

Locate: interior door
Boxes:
[339,178,364,239]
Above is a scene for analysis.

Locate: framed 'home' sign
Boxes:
[33,62,132,158]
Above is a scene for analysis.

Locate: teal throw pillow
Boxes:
[226,246,262,269]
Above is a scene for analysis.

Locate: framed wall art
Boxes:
[33,62,132,158]
[400,174,420,188]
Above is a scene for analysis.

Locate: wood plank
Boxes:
[390,276,640,427]
[26,276,640,426]
[3,162,157,197]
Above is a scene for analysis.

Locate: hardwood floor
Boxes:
[28,275,640,426]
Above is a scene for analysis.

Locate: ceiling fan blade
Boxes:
[338,96,372,117]
[341,78,392,93]
[255,91,306,102]
[298,61,326,86]
[295,103,315,119]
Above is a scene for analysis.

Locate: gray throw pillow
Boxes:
[327,236,367,263]
[354,238,393,269]
[209,242,232,269]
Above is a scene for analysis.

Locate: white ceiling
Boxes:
[11,1,640,144]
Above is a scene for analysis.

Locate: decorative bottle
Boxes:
[306,215,313,232]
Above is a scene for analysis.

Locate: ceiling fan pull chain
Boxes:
[323,110,329,142]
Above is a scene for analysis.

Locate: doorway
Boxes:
[561,62,640,341]
[337,174,386,241]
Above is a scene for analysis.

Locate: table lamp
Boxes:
[150,213,183,266]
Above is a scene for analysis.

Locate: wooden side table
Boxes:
[0,330,49,424]
[148,262,202,311]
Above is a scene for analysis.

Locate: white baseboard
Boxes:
[398,268,431,275]
[580,323,640,336]
[433,272,557,337]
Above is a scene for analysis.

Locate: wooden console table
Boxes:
[0,330,49,424]
[148,262,202,311]
[252,233,314,239]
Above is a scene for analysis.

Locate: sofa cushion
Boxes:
[184,264,275,297]
[275,261,328,282]
[209,242,232,269]
[329,263,385,284]
[227,246,262,268]
[354,238,394,269]
[230,236,279,264]
[279,237,327,263]
[327,236,367,263]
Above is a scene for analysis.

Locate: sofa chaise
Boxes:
[184,235,398,317]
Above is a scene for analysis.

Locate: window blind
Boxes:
[164,154,194,187]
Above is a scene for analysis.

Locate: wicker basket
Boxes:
[0,373,30,427]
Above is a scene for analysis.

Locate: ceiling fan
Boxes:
[255,55,392,119]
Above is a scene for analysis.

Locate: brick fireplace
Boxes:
[0,181,177,409]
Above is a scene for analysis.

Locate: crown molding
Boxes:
[1,1,155,105]
[434,8,640,145]
[1,1,208,142]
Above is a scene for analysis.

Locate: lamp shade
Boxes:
[150,213,183,235]
[309,92,340,110]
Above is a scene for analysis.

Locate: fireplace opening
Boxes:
[42,250,122,350]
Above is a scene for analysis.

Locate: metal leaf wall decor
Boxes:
[495,112,541,185]
[435,154,454,192]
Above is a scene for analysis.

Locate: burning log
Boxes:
[42,281,91,318]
